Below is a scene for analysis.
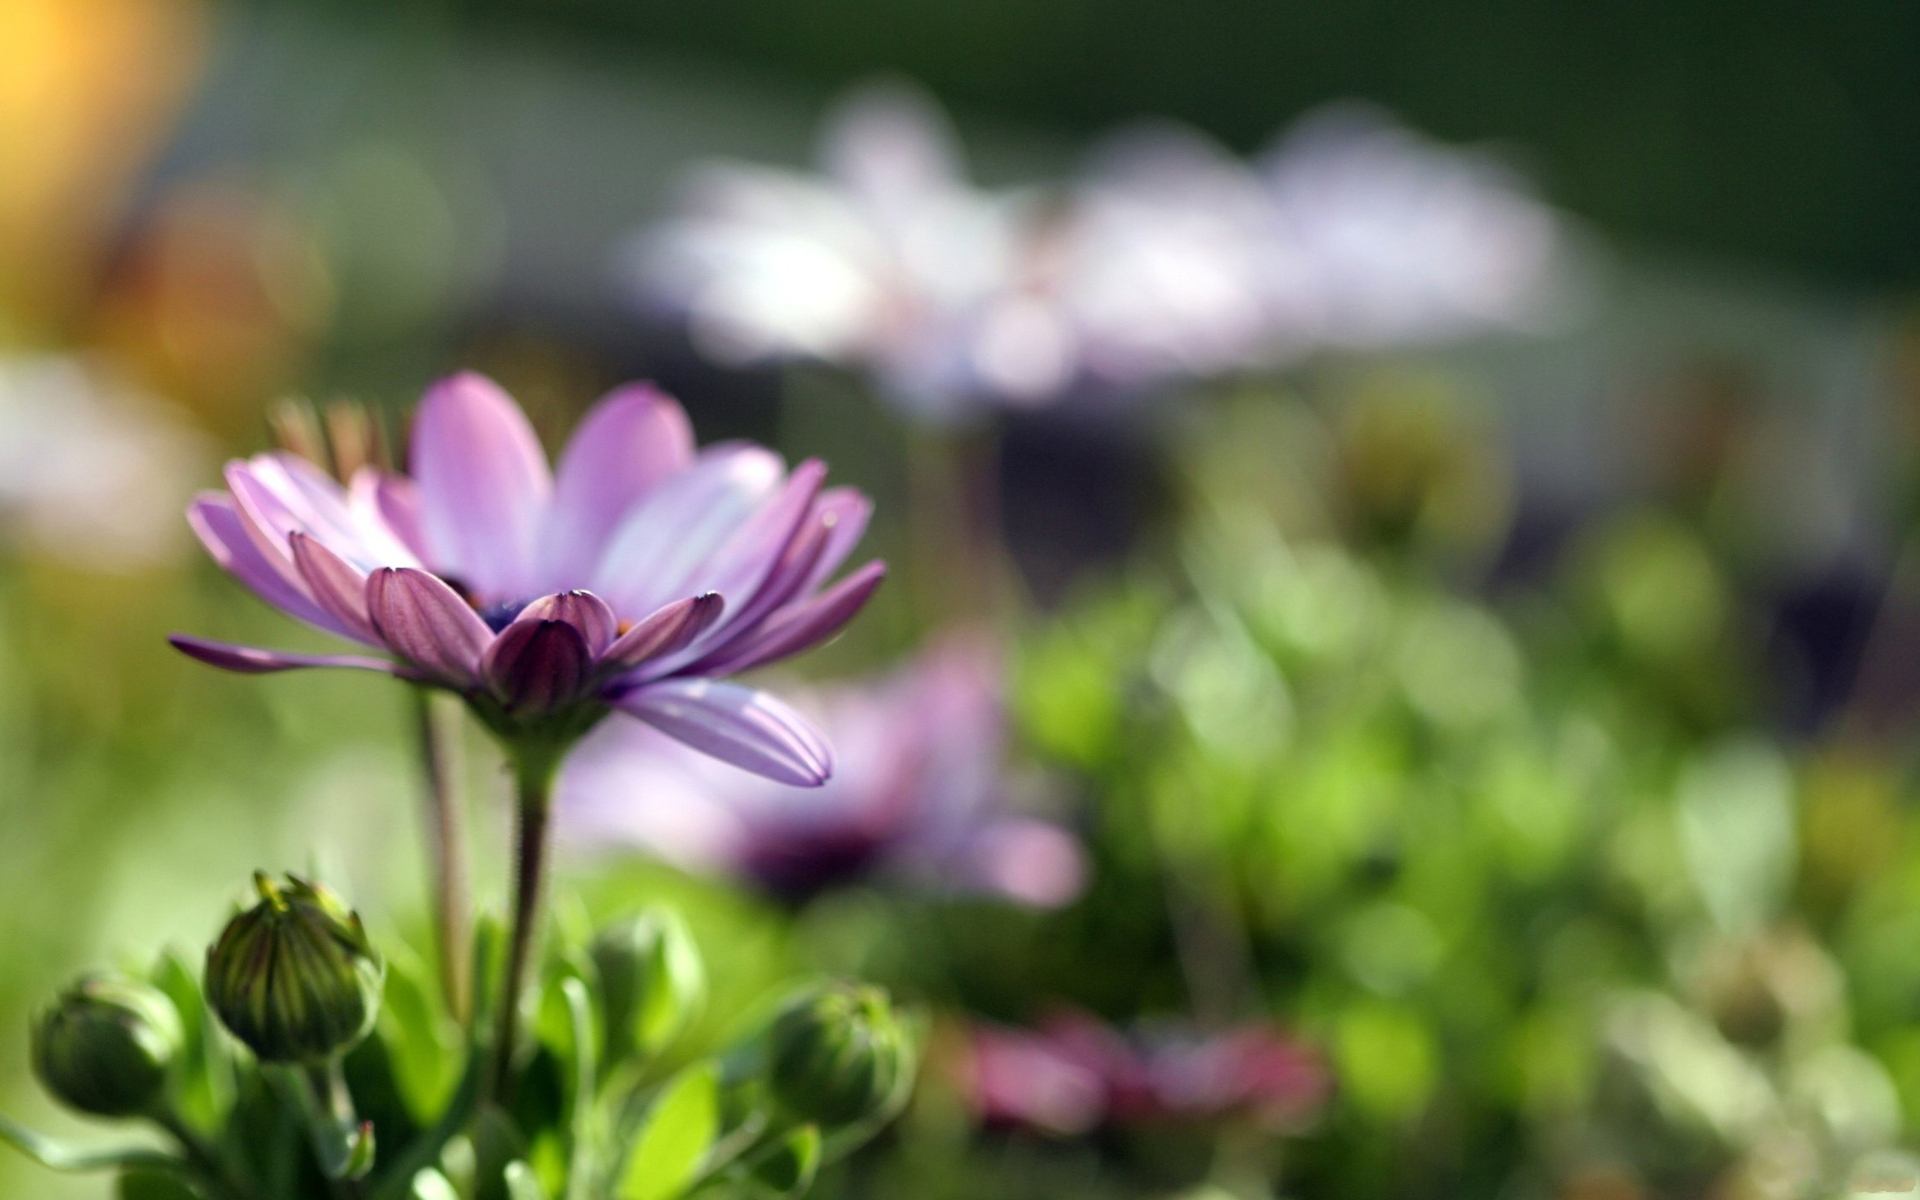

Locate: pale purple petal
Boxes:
[540,384,694,588]
[604,593,726,675]
[410,372,553,601]
[186,495,344,636]
[347,468,430,566]
[169,635,404,676]
[695,561,886,675]
[289,533,378,645]
[365,566,493,686]
[482,619,593,714]
[221,460,314,589]
[615,679,833,786]
[687,459,827,634]
[514,591,619,656]
[801,487,874,593]
[677,513,831,669]
[590,445,784,616]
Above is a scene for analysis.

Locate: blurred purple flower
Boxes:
[170,371,883,785]
[1257,102,1569,348]
[635,84,1075,422]
[556,633,1084,905]
[637,86,1570,414]
[958,1011,1329,1136]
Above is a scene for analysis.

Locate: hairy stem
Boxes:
[488,752,556,1107]
[414,690,472,1026]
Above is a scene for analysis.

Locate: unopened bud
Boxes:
[32,974,182,1117]
[205,873,384,1063]
[768,984,911,1129]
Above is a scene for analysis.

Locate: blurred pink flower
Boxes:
[958,1011,1329,1136]
[556,633,1084,905]
[170,371,883,784]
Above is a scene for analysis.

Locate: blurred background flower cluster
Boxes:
[8,0,1920,1196]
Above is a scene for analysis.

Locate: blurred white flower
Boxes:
[0,355,206,569]
[634,84,1067,422]
[1258,103,1569,348]
[634,87,1572,417]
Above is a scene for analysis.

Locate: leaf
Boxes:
[619,1063,719,1200]
[747,1125,820,1198]
[506,1160,552,1200]
[148,951,234,1131]
[409,1167,461,1200]
[117,1167,203,1200]
[379,947,463,1122]
[0,1113,177,1174]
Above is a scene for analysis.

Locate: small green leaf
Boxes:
[117,1166,202,1200]
[148,951,233,1131]
[379,948,462,1122]
[409,1167,460,1200]
[619,1062,719,1200]
[506,1160,552,1200]
[748,1125,820,1198]
[0,1113,176,1174]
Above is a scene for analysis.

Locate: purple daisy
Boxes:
[557,634,1084,906]
[170,370,884,786]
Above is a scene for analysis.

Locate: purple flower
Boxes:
[556,634,1084,905]
[957,1012,1329,1136]
[170,371,884,785]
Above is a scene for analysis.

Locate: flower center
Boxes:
[476,601,526,633]
[439,574,528,632]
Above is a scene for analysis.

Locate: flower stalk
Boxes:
[488,743,563,1107]
[413,690,472,1027]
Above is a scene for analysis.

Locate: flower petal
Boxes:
[169,635,404,676]
[187,495,350,637]
[540,384,694,588]
[514,591,619,656]
[365,567,493,686]
[604,593,726,674]
[482,619,594,714]
[591,445,784,616]
[695,501,832,649]
[695,561,886,676]
[410,372,552,600]
[801,487,874,593]
[689,459,826,631]
[289,533,378,644]
[349,467,430,565]
[614,679,833,786]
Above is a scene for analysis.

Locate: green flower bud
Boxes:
[590,909,705,1063]
[205,873,384,1063]
[767,984,911,1129]
[31,973,183,1117]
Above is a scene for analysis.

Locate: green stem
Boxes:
[155,1111,254,1200]
[414,690,473,1027]
[488,750,558,1107]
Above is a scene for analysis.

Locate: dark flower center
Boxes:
[476,601,526,633]
[439,575,528,632]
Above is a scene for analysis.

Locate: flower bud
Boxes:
[591,909,705,1063]
[768,984,911,1128]
[205,873,384,1063]
[31,974,183,1117]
